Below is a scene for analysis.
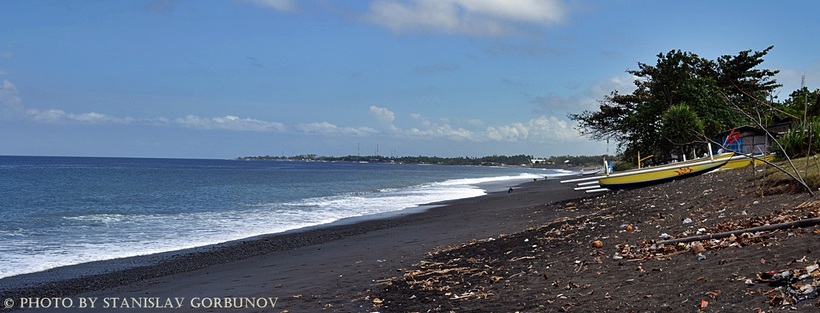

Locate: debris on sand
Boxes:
[372,169,820,312]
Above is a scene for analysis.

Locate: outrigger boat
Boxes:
[580,167,603,176]
[720,153,774,170]
[546,167,603,180]
[596,152,733,190]
[561,149,734,192]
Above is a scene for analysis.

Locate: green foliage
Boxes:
[715,47,781,113]
[779,87,820,120]
[772,117,820,158]
[390,155,535,166]
[612,161,636,172]
[569,47,780,164]
[659,103,704,155]
[238,154,537,166]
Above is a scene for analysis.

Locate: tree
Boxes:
[715,47,781,113]
[659,103,705,159]
[569,47,780,164]
[780,87,820,120]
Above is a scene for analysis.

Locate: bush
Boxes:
[774,117,820,158]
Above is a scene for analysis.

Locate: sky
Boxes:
[1,0,819,159]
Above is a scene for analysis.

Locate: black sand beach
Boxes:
[1,177,583,312]
[2,167,819,312]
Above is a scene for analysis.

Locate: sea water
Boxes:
[0,156,558,279]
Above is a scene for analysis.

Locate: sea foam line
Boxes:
[0,172,540,280]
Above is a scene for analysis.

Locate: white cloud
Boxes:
[406,124,480,141]
[369,105,395,123]
[25,109,136,124]
[368,105,399,131]
[70,112,134,124]
[410,113,432,127]
[485,116,581,143]
[8,75,589,149]
[1,80,23,115]
[296,121,377,136]
[593,75,637,97]
[22,105,286,133]
[243,0,297,12]
[458,0,565,24]
[403,114,482,141]
[9,84,284,132]
[365,0,566,36]
[403,109,579,143]
[26,109,66,123]
[175,115,286,132]
[486,122,528,141]
[778,62,820,97]
[524,115,577,142]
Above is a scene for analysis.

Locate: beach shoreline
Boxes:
[1,177,586,312]
[6,167,815,312]
[0,176,540,288]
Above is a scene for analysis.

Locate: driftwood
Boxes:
[656,216,820,246]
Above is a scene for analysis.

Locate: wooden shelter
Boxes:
[715,126,769,155]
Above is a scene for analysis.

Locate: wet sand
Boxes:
[1,178,586,312]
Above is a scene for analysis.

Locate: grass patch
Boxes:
[758,155,820,194]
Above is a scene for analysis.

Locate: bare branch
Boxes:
[714,88,814,196]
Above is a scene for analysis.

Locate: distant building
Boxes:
[766,118,794,136]
[717,126,768,155]
[530,158,548,164]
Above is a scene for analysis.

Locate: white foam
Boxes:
[432,173,541,186]
[63,213,130,224]
[0,171,541,279]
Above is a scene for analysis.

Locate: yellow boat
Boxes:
[721,153,775,170]
[596,152,734,190]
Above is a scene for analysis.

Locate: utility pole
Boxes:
[803,74,808,125]
[802,74,812,178]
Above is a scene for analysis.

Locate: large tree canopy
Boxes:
[569,46,780,163]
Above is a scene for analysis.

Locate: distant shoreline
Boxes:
[237,154,607,168]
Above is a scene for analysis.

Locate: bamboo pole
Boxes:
[656,216,820,246]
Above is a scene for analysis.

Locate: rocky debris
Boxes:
[372,168,820,312]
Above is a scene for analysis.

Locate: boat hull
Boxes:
[598,153,733,190]
[581,168,603,176]
[721,154,774,170]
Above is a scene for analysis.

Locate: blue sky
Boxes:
[1,0,818,159]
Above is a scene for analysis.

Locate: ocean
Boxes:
[0,156,559,280]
